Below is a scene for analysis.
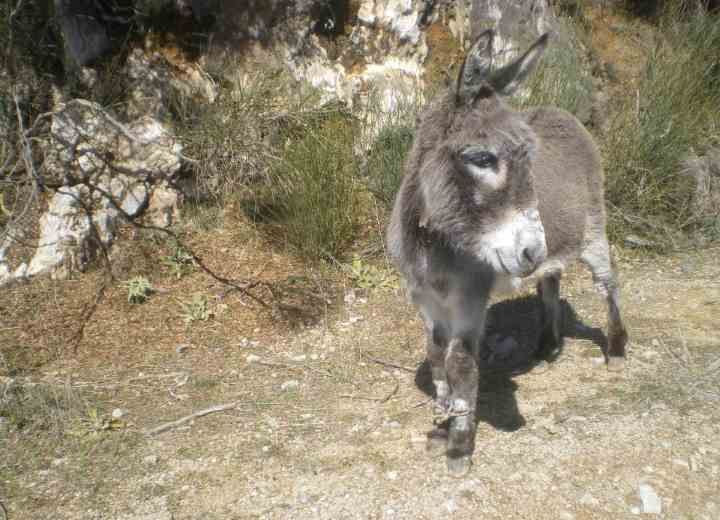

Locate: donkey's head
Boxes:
[417,30,550,277]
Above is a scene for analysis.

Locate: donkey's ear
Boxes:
[456,29,494,104]
[491,33,549,96]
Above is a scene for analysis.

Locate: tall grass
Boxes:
[604,10,720,244]
[262,116,361,261]
[514,17,592,117]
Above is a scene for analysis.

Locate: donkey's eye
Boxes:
[460,148,498,169]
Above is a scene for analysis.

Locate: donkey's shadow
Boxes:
[414,295,606,432]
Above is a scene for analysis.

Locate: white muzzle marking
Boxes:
[477,208,547,277]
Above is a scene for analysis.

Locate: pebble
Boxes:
[143,455,159,465]
[559,511,575,520]
[384,420,401,429]
[176,344,189,354]
[386,471,398,481]
[672,458,690,469]
[580,492,599,506]
[638,483,662,514]
[246,354,261,364]
[445,498,459,513]
[111,408,126,419]
[281,380,300,391]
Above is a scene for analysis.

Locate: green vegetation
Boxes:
[122,276,153,304]
[604,9,720,244]
[181,293,211,323]
[515,17,592,117]
[262,116,361,261]
[163,244,196,279]
[365,124,414,208]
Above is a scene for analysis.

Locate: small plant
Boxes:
[74,407,125,436]
[163,244,196,279]
[122,276,153,304]
[345,256,399,291]
[181,293,211,323]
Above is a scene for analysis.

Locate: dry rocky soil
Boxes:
[1,226,719,520]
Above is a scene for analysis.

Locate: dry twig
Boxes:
[362,353,416,373]
[144,401,241,435]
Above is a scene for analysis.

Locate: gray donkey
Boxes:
[387,30,628,475]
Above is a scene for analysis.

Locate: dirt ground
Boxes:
[1,227,719,519]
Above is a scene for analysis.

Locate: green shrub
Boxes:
[365,124,414,207]
[514,17,592,117]
[174,62,325,204]
[604,10,720,244]
[261,116,361,261]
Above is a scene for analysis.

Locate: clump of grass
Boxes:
[365,124,414,207]
[173,59,325,204]
[261,115,361,261]
[514,17,592,117]
[0,381,84,436]
[604,9,720,245]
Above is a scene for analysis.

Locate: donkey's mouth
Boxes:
[495,250,512,275]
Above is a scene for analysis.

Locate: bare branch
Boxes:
[144,401,241,435]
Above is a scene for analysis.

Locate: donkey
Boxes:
[386,30,628,475]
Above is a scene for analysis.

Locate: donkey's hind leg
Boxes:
[536,271,562,360]
[581,236,629,370]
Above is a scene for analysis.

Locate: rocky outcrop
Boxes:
[0,100,183,286]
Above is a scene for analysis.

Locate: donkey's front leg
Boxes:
[424,322,452,452]
[445,336,479,476]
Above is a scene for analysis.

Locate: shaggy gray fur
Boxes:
[387,30,628,476]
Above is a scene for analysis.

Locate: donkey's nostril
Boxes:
[522,247,535,265]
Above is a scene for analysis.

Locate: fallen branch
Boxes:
[362,353,416,373]
[339,376,399,404]
[144,401,240,436]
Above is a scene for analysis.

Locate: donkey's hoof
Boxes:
[446,455,472,477]
[607,356,626,372]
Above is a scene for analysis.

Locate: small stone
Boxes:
[386,471,398,480]
[559,512,575,520]
[246,354,261,364]
[638,483,662,514]
[111,408,126,419]
[651,338,660,347]
[143,455,159,465]
[672,458,690,469]
[176,344,189,354]
[690,455,700,472]
[384,420,401,429]
[51,458,67,467]
[289,354,307,362]
[445,498,458,513]
[281,380,300,391]
[580,492,599,506]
